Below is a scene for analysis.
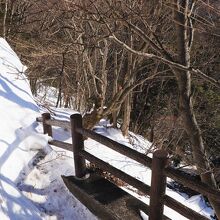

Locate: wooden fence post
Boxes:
[149,150,168,220]
[42,113,52,137]
[70,114,86,178]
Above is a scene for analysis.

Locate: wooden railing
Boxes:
[37,112,220,220]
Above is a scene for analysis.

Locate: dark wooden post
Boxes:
[149,150,168,220]
[70,114,86,178]
[42,113,52,137]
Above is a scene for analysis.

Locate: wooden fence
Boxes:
[37,113,220,220]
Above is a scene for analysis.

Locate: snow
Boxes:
[0,37,215,220]
[0,38,44,219]
[0,38,96,220]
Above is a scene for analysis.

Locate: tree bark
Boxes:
[173,1,220,217]
[3,0,8,38]
[121,34,134,136]
[82,109,102,130]
[121,92,132,136]
[112,51,119,128]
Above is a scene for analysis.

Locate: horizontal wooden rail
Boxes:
[80,150,209,220]
[49,140,72,151]
[36,117,71,130]
[37,113,219,219]
[78,127,220,203]
[79,150,150,194]
[38,116,220,203]
[77,127,152,168]
[165,167,220,203]
[47,136,209,219]
[164,195,208,220]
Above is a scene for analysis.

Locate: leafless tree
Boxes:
[107,0,220,216]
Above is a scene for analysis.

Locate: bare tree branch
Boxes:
[109,35,220,88]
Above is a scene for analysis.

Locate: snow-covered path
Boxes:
[0,38,43,220]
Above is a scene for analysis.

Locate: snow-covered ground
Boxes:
[0,38,215,219]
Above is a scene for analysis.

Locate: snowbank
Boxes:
[0,38,96,220]
[0,38,48,219]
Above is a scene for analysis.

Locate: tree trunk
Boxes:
[121,35,134,136]
[56,77,62,108]
[173,1,220,217]
[83,109,102,130]
[112,51,119,128]
[64,95,70,108]
[3,0,8,38]
[30,77,37,96]
[121,93,131,136]
[176,70,220,217]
